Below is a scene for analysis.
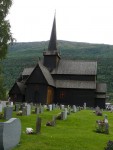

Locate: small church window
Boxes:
[60,91,65,99]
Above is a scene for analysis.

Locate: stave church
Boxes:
[9,15,107,108]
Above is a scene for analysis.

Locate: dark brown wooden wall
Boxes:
[25,84,48,104]
[95,98,105,108]
[44,55,59,70]
[54,88,95,107]
[52,74,96,81]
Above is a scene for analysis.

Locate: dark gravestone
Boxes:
[36,117,41,134]
[22,107,27,116]
[51,116,56,126]
[4,107,13,120]
[0,118,21,150]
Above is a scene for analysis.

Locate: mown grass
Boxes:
[9,109,113,150]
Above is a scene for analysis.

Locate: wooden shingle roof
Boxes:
[38,62,55,86]
[22,68,34,76]
[52,60,97,75]
[55,80,96,89]
[96,83,107,93]
[17,82,26,94]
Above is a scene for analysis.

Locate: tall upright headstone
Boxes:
[36,117,41,134]
[4,107,13,120]
[72,105,77,113]
[0,104,2,112]
[48,105,52,111]
[26,104,31,116]
[84,102,86,110]
[35,107,40,114]
[15,104,20,112]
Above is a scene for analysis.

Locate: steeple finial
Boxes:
[48,13,57,51]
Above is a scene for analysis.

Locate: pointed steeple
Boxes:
[48,14,57,51]
[43,13,60,71]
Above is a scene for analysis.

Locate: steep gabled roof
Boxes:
[55,80,96,89]
[26,62,55,86]
[51,59,97,75]
[16,82,26,94]
[38,62,55,86]
[9,82,26,95]
[22,68,34,76]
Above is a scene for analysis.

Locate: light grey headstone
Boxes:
[1,101,6,108]
[10,102,13,106]
[0,104,2,112]
[48,105,52,111]
[39,106,43,113]
[0,118,21,150]
[4,107,13,120]
[72,105,77,112]
[84,102,86,109]
[26,104,31,116]
[52,104,55,110]
[60,105,64,110]
[61,111,66,120]
[35,107,40,114]
[15,104,20,112]
[36,117,41,134]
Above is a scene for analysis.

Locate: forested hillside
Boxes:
[2,40,113,100]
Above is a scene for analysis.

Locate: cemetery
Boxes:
[0,102,113,149]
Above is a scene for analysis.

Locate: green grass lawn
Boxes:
[9,109,113,150]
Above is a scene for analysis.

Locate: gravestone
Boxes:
[39,106,43,113]
[84,102,86,110]
[68,107,71,115]
[0,118,21,150]
[72,105,77,113]
[0,104,2,112]
[52,104,55,110]
[15,104,20,112]
[48,105,52,111]
[4,107,13,120]
[35,107,40,114]
[61,110,67,120]
[52,116,56,126]
[60,105,64,110]
[1,101,6,108]
[10,102,13,106]
[22,107,27,116]
[26,104,31,116]
[36,117,41,134]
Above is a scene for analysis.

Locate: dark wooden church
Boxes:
[9,16,107,108]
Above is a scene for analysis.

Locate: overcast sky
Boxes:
[7,0,113,45]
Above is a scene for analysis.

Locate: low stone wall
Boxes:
[0,118,21,150]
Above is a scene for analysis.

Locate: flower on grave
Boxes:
[105,140,113,150]
[26,128,34,134]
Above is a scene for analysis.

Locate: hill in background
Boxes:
[2,40,113,101]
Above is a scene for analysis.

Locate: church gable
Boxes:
[9,82,21,94]
[26,64,47,84]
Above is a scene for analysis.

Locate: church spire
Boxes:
[48,14,57,51]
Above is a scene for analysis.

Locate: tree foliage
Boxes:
[0,0,13,59]
[0,0,13,99]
